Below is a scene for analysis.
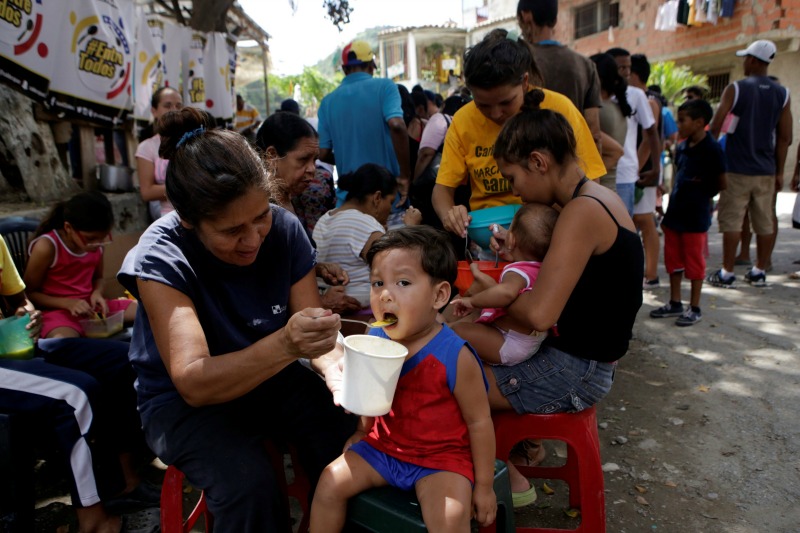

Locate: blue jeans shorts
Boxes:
[490,345,616,414]
[349,441,444,491]
[616,182,636,217]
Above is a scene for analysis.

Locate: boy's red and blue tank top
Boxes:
[363,325,488,483]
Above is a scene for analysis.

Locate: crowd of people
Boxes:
[2,0,797,530]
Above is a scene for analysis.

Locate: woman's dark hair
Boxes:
[442,94,470,116]
[158,107,270,226]
[255,111,317,156]
[151,86,179,110]
[366,225,457,287]
[590,53,632,117]
[337,163,397,203]
[464,29,543,89]
[410,91,428,114]
[36,191,113,237]
[494,89,577,166]
[397,84,418,127]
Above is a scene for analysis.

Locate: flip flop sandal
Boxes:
[512,484,538,509]
[509,439,547,467]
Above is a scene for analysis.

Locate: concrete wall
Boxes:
[0,192,149,234]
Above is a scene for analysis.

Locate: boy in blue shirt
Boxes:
[650,99,726,326]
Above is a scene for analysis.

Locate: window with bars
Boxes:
[707,72,730,100]
[574,0,620,39]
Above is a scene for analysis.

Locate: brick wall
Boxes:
[544,0,799,178]
[551,0,799,60]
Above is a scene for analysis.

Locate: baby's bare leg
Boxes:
[451,321,505,365]
[415,471,472,533]
[310,450,386,533]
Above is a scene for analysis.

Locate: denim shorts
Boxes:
[616,182,636,217]
[490,345,616,414]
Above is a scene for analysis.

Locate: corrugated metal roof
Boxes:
[379,22,464,36]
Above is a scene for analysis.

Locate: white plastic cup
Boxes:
[341,335,408,416]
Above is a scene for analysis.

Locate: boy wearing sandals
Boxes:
[651,99,726,326]
[311,226,498,531]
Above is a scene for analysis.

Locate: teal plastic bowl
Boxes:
[467,204,522,248]
[0,314,34,360]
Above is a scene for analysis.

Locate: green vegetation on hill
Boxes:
[237,25,391,117]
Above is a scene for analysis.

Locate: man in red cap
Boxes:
[317,40,410,205]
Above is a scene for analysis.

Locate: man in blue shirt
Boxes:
[317,41,411,202]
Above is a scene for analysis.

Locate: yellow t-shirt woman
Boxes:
[436,88,605,211]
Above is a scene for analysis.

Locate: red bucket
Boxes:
[453,260,509,296]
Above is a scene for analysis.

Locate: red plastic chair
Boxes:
[160,442,311,533]
[160,465,213,533]
[493,406,605,533]
[265,441,311,533]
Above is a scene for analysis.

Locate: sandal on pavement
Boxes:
[509,439,547,467]
[512,484,538,509]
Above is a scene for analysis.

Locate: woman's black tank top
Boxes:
[545,196,643,362]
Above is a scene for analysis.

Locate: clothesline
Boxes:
[655,0,736,31]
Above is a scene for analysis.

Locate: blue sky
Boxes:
[238,0,464,75]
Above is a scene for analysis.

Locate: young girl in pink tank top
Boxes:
[24,191,137,338]
[450,203,558,366]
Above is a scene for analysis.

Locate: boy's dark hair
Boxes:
[36,191,114,237]
[494,89,577,166]
[683,85,707,100]
[517,0,558,27]
[605,47,630,58]
[366,226,457,287]
[678,98,713,125]
[630,54,651,85]
[510,203,559,261]
[464,29,543,89]
[337,163,397,203]
[158,107,270,227]
[255,111,317,156]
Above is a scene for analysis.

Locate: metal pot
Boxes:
[96,164,134,192]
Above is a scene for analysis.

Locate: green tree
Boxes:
[649,61,709,105]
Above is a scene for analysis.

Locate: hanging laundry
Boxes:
[706,0,719,24]
[695,0,708,23]
[655,0,679,31]
[720,0,735,17]
[677,0,691,24]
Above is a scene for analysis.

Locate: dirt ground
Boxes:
[513,192,800,532]
[30,193,800,532]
